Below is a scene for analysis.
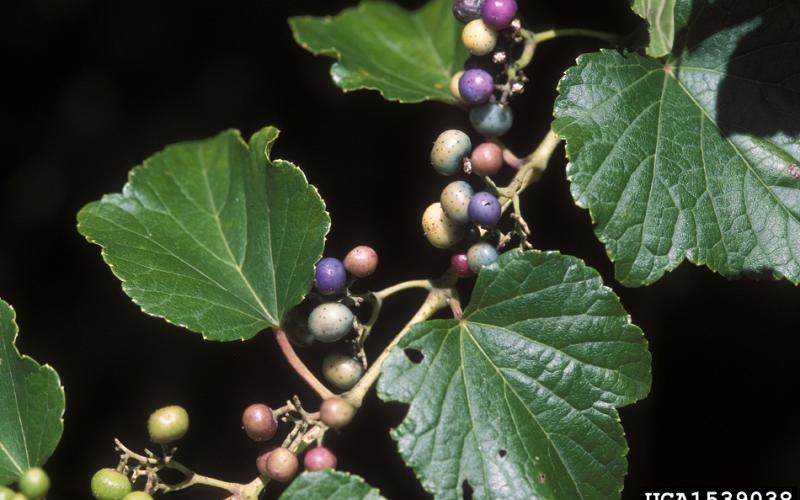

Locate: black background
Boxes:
[2,0,798,498]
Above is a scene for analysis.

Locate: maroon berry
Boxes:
[265,448,298,482]
[320,397,356,430]
[451,254,473,278]
[343,246,378,278]
[470,142,504,176]
[304,447,338,471]
[255,447,275,476]
[242,404,277,442]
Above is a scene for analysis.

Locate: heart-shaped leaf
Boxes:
[554,0,800,286]
[78,127,330,341]
[290,0,467,104]
[0,299,64,485]
[280,470,385,500]
[378,250,651,499]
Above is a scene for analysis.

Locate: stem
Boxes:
[273,328,334,400]
[373,279,432,301]
[498,130,562,211]
[533,28,620,45]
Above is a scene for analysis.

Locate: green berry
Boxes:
[0,487,15,500]
[91,468,132,500]
[422,202,465,249]
[12,495,25,500]
[122,493,153,500]
[430,129,471,175]
[147,405,189,444]
[19,467,49,499]
[322,352,364,390]
[440,181,474,224]
[462,19,497,56]
[308,302,354,343]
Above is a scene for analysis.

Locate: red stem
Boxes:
[273,328,334,400]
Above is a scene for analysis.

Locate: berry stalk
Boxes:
[273,328,335,400]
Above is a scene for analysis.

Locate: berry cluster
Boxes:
[0,468,50,500]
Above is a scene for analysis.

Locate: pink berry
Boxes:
[242,404,277,442]
[343,246,378,278]
[470,142,504,176]
[304,447,338,471]
[451,254,473,278]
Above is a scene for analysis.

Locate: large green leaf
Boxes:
[0,299,64,485]
[554,0,800,287]
[631,0,677,57]
[78,127,330,341]
[290,0,467,104]
[378,250,651,499]
[280,470,385,500]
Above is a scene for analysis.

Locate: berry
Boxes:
[440,181,474,224]
[314,257,347,295]
[458,69,494,105]
[91,468,132,500]
[242,404,277,442]
[0,488,13,500]
[468,191,501,226]
[481,0,518,29]
[449,71,464,101]
[451,253,473,278]
[422,202,465,249]
[462,19,497,56]
[264,448,298,483]
[304,447,338,471]
[322,352,364,390]
[469,102,513,136]
[19,467,49,499]
[453,0,484,23]
[470,142,504,176]
[430,130,471,176]
[255,447,275,476]
[122,493,153,500]
[13,495,25,500]
[147,405,189,444]
[282,306,316,347]
[467,242,499,273]
[320,397,355,430]
[308,302,354,343]
[343,245,378,278]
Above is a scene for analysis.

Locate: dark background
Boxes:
[2,0,798,498]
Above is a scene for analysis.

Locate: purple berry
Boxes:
[468,191,501,226]
[315,257,346,295]
[451,254,473,278]
[458,69,494,105]
[481,0,517,30]
[453,0,485,23]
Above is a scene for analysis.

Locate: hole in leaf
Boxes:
[461,479,474,500]
[498,449,507,458]
[404,348,424,364]
[537,473,546,484]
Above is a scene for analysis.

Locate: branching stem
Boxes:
[533,28,620,45]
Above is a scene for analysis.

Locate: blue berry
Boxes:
[308,303,353,343]
[468,191,501,226]
[315,257,346,295]
[458,69,494,105]
[467,242,499,273]
[469,102,513,136]
[431,130,472,175]
[453,0,485,23]
[481,0,518,30]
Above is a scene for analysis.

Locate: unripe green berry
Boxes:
[462,19,497,56]
[12,495,25,500]
[322,352,364,390]
[431,130,471,175]
[308,302,354,343]
[440,181,474,224]
[320,397,356,430]
[19,467,49,499]
[264,448,298,483]
[91,468,132,500]
[147,405,189,444]
[0,487,15,500]
[422,203,464,249]
[122,493,153,500]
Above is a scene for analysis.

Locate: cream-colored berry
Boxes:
[422,202,465,249]
[322,352,364,390]
[450,70,465,101]
[440,181,474,224]
[462,19,497,56]
[431,129,472,175]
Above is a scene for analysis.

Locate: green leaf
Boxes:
[0,299,64,485]
[77,127,330,341]
[290,0,467,104]
[280,470,385,500]
[554,0,800,287]
[631,0,677,57]
[378,250,651,500]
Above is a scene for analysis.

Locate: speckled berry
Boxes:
[343,246,378,278]
[431,129,471,176]
[308,302,354,343]
[304,447,338,471]
[467,242,499,273]
[91,468,132,500]
[481,0,518,29]
[451,253,473,278]
[422,202,465,249]
[147,405,189,444]
[459,68,494,105]
[470,142,504,176]
[19,468,49,499]
[453,0,485,23]
[314,257,347,295]
[470,102,513,136]
[450,70,464,101]
[468,191,501,226]
[462,19,497,56]
[322,352,364,390]
[320,397,356,430]
[265,448,298,483]
[440,181,474,225]
[242,404,278,442]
